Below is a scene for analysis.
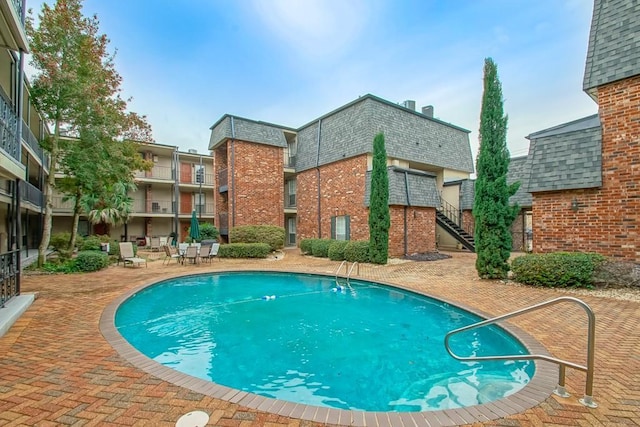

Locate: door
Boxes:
[180,192,192,214]
[287,216,296,245]
[180,163,192,183]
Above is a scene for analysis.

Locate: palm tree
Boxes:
[81,181,136,234]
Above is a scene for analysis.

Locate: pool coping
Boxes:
[99,269,558,427]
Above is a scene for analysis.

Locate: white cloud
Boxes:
[248,0,374,61]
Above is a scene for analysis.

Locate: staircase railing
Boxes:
[439,199,461,227]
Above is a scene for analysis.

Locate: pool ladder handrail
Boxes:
[334,261,359,289]
[443,296,597,408]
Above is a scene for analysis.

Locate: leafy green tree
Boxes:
[28,0,152,262]
[368,132,390,264]
[473,58,520,279]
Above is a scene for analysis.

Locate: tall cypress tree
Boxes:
[474,58,520,279]
[369,132,390,264]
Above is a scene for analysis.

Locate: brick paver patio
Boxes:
[1,249,638,426]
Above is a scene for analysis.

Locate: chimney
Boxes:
[402,100,416,111]
[422,105,434,118]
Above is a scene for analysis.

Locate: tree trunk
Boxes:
[37,123,59,267]
[69,191,82,251]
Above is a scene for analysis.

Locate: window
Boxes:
[195,164,205,184]
[287,217,296,245]
[331,215,350,241]
[194,193,205,213]
[286,140,297,167]
[287,179,297,207]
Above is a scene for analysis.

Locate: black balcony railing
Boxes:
[21,120,48,169]
[217,168,228,188]
[1,250,20,308]
[0,91,20,163]
[19,180,43,208]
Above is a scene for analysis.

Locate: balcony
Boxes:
[218,212,229,235]
[179,171,213,186]
[217,168,228,192]
[193,203,214,215]
[52,195,75,213]
[132,198,173,214]
[22,120,49,171]
[19,180,43,209]
[0,0,29,52]
[0,90,20,165]
[284,148,296,169]
[135,165,173,181]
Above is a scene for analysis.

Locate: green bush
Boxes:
[218,243,271,258]
[511,252,605,288]
[50,232,72,252]
[344,241,370,263]
[200,222,220,241]
[80,235,103,251]
[311,239,332,257]
[75,250,110,272]
[300,239,318,255]
[328,240,349,261]
[41,258,80,273]
[230,225,284,251]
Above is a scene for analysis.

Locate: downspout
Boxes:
[403,171,411,256]
[315,119,323,237]
[230,117,236,230]
[173,148,179,237]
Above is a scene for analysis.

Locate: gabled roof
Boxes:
[364,166,439,208]
[583,0,640,99]
[526,115,602,193]
[507,156,532,208]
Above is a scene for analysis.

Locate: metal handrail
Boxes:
[346,261,359,286]
[444,296,597,408]
[334,260,347,286]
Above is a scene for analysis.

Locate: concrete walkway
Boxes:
[0,249,638,426]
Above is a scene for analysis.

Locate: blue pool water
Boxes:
[115,272,533,412]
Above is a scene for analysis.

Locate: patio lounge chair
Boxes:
[162,244,182,265]
[150,237,161,252]
[118,242,147,268]
[207,243,220,261]
[184,245,199,264]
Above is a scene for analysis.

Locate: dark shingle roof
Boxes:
[583,0,640,97]
[526,115,602,193]
[507,156,532,208]
[209,115,292,150]
[364,167,439,208]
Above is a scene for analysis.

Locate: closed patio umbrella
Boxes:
[190,210,201,242]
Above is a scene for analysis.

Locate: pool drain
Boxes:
[176,410,209,427]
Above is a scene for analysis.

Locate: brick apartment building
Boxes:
[51,142,215,244]
[507,0,640,262]
[209,95,475,257]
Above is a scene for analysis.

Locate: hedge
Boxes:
[300,239,319,255]
[230,225,284,251]
[328,240,349,261]
[511,252,605,288]
[344,241,370,263]
[218,243,271,258]
[75,250,110,272]
[311,239,333,257]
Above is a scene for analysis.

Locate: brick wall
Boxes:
[213,144,228,233]
[298,154,437,257]
[532,75,640,260]
[232,141,284,227]
[389,206,436,256]
[297,155,369,241]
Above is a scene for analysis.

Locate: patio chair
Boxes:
[178,243,189,256]
[184,245,199,264]
[208,243,220,261]
[199,245,212,263]
[150,237,161,252]
[162,244,182,265]
[118,242,147,268]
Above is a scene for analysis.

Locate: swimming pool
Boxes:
[113,271,539,413]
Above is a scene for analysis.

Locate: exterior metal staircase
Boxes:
[436,200,475,252]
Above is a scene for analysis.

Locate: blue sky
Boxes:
[27,0,597,162]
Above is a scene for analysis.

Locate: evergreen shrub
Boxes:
[230,225,284,251]
[511,252,605,288]
[300,239,318,255]
[344,241,370,263]
[218,243,270,258]
[311,239,332,257]
[75,250,110,272]
[328,240,349,261]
